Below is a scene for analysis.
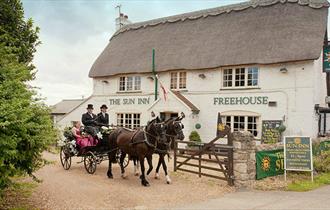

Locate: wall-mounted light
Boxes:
[147,76,154,81]
[198,73,206,79]
[280,67,288,73]
[102,80,109,84]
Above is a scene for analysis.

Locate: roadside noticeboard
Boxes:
[261,120,282,144]
[284,136,313,181]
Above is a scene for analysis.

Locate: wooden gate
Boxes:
[173,126,234,186]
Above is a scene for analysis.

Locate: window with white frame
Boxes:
[222,115,259,137]
[119,76,141,91]
[222,67,259,88]
[117,113,141,129]
[170,71,186,89]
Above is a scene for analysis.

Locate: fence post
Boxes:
[199,153,202,177]
[232,131,256,188]
[174,140,177,171]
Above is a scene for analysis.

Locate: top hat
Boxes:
[87,104,94,109]
[100,104,108,109]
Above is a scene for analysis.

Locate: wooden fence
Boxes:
[173,139,234,186]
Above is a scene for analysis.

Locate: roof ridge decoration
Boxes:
[112,0,329,40]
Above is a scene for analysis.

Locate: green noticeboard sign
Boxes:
[284,137,312,171]
[256,149,284,180]
[323,46,330,72]
[261,120,282,144]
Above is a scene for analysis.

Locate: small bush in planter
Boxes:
[314,150,330,173]
[188,131,202,147]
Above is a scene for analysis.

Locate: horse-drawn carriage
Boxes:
[58,112,185,186]
[58,126,129,174]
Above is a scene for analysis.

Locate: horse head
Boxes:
[165,117,185,141]
[146,117,167,145]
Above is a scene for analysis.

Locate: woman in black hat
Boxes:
[97,104,109,127]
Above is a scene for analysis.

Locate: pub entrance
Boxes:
[160,112,179,149]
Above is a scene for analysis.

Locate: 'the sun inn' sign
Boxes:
[109,97,150,105]
[213,96,268,105]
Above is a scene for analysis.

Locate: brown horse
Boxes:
[154,115,185,184]
[107,117,167,186]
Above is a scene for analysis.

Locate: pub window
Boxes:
[222,67,259,88]
[222,115,259,137]
[117,113,141,129]
[118,76,141,91]
[170,71,186,89]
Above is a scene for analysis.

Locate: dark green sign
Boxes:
[285,137,312,171]
[256,149,284,180]
[313,140,330,155]
[323,46,330,72]
[261,120,282,144]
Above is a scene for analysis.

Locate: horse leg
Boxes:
[161,155,171,184]
[146,155,153,175]
[133,157,140,176]
[107,153,113,179]
[154,154,162,179]
[139,157,149,186]
[120,152,127,179]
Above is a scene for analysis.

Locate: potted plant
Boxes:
[187,131,202,151]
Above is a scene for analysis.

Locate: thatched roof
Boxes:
[89,0,329,78]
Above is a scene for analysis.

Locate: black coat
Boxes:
[81,112,98,127]
[97,112,109,126]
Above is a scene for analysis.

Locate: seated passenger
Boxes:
[71,121,94,148]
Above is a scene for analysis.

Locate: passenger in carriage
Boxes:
[97,104,109,127]
[71,121,93,148]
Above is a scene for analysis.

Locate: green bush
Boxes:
[314,150,330,173]
[188,131,201,147]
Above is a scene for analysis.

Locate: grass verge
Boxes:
[0,178,38,210]
[287,172,330,192]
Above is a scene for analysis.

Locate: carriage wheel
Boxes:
[122,156,129,168]
[84,152,97,174]
[60,147,72,170]
[116,150,130,168]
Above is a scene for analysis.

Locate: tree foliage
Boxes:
[0,0,57,190]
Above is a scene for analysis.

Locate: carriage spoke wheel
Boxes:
[84,152,97,174]
[60,147,72,170]
[116,150,130,168]
[122,156,129,168]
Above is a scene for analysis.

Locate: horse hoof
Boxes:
[107,172,113,179]
[134,172,139,176]
[167,180,171,184]
[166,175,171,184]
[121,173,127,179]
[154,173,160,179]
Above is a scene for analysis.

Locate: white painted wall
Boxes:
[59,56,328,142]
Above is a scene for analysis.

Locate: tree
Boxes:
[0,0,57,190]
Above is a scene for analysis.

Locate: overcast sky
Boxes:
[22,0,329,106]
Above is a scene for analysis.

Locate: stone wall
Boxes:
[232,131,256,188]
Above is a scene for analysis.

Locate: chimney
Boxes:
[116,13,132,30]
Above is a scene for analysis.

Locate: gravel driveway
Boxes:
[30,152,233,209]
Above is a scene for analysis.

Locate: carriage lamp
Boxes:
[147,76,154,81]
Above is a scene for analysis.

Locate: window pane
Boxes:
[170,72,177,89]
[117,113,124,127]
[247,67,258,87]
[223,69,233,87]
[134,76,141,90]
[179,72,186,89]
[119,77,125,91]
[235,68,245,87]
[127,77,133,91]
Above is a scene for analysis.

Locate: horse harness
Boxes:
[128,127,158,149]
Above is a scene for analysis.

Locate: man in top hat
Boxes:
[81,104,98,127]
[97,104,109,127]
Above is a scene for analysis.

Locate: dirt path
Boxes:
[29,152,233,209]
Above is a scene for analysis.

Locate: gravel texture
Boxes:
[29,152,234,209]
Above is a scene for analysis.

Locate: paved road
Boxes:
[171,186,330,210]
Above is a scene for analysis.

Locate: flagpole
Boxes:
[152,49,158,101]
